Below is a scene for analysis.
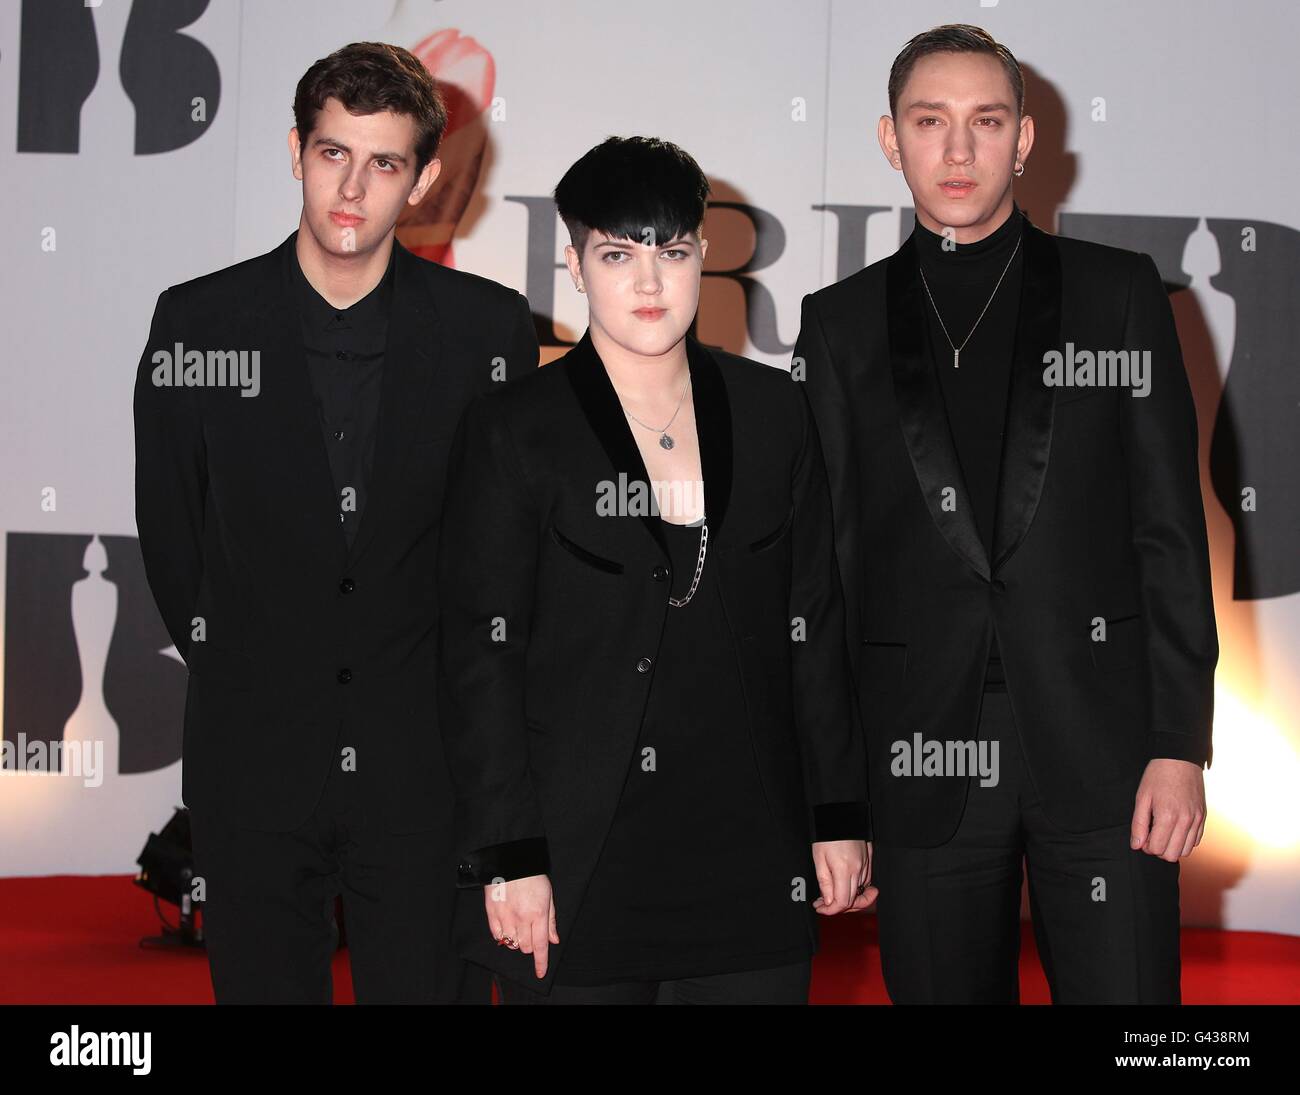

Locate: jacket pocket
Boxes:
[859,640,907,693]
[1054,384,1108,408]
[748,505,794,553]
[549,523,624,574]
[1089,613,1144,672]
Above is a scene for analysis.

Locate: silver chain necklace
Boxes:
[621,371,691,449]
[667,522,708,608]
[615,368,705,605]
[917,232,1022,368]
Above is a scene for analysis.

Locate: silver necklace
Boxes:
[616,367,704,605]
[621,371,690,449]
[917,233,1022,368]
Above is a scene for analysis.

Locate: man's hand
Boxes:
[812,839,878,914]
[483,874,559,979]
[1130,758,1207,860]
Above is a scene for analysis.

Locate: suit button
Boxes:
[652,565,669,582]
[636,657,653,673]
[339,577,355,594]
[337,668,352,684]
[991,579,1006,593]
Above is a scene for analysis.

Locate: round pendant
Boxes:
[659,433,675,450]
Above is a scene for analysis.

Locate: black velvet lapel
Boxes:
[563,330,732,555]
[887,233,990,580]
[991,220,1062,572]
[686,332,733,543]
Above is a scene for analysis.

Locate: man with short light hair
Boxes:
[796,23,1217,1003]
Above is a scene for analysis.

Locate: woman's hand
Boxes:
[484,874,559,978]
[812,840,877,914]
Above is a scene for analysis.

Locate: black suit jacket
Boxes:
[133,230,538,834]
[796,216,1218,847]
[436,331,869,992]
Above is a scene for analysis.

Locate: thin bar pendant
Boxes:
[917,225,1023,372]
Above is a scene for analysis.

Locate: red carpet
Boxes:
[2,875,1296,1004]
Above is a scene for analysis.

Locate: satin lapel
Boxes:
[347,238,439,566]
[991,221,1062,573]
[249,233,347,566]
[887,233,990,581]
[684,335,732,542]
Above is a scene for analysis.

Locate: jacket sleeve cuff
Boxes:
[1147,730,1212,769]
[456,836,551,888]
[812,801,872,843]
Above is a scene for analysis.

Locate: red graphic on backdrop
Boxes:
[395,29,495,267]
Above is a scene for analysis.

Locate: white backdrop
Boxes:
[2,0,1297,937]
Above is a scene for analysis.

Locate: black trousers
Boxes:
[873,691,1181,1004]
[496,960,812,1005]
[189,721,488,1004]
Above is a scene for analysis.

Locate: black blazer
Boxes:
[436,331,870,992]
[133,231,538,834]
[796,216,1218,847]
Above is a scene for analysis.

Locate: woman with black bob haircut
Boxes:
[436,136,873,1004]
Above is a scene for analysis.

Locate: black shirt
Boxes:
[286,239,395,548]
[911,203,1026,691]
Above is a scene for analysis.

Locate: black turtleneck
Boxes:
[911,202,1026,692]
